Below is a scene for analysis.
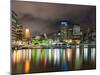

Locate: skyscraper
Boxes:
[59,18,73,40]
[11,11,17,42]
[73,24,81,39]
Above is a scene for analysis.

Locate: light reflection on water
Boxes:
[12,46,96,74]
[24,58,30,73]
[49,49,52,63]
[67,48,72,63]
[83,48,88,61]
[75,47,82,69]
[91,48,96,62]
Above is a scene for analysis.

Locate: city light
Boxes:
[91,48,96,61]
[11,3,96,73]
[67,48,72,62]
[26,29,29,32]
[25,28,30,39]
[75,47,81,69]
[36,49,41,65]
[63,39,80,43]
[25,58,30,73]
[16,50,21,63]
[49,49,52,63]
[54,49,57,64]
[84,48,88,61]
[44,49,48,67]
[12,50,16,64]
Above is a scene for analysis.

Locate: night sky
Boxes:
[11,0,96,36]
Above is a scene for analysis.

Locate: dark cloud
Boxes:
[11,0,96,36]
[21,14,35,21]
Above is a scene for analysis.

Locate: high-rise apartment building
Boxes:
[11,11,17,41]
[16,25,23,40]
[59,18,73,40]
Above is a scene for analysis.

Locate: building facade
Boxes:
[16,25,23,40]
[72,24,81,39]
[59,19,73,40]
[11,11,17,42]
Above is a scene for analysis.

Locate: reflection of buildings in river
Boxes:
[24,58,30,73]
[41,49,45,65]
[12,46,96,73]
[66,48,72,63]
[53,48,73,65]
[25,50,28,59]
[60,49,63,64]
[12,50,23,73]
[12,50,16,64]
[75,46,82,69]
[36,49,41,65]
[55,49,60,65]
[83,47,88,61]
[40,49,43,64]
[12,48,96,65]
[12,50,22,64]
[16,50,21,63]
[29,49,31,61]
[82,46,96,68]
[44,49,48,67]
[54,49,61,65]
[31,49,35,64]
[54,49,57,64]
[91,48,96,63]
[62,49,66,64]
[22,50,25,61]
[49,49,52,63]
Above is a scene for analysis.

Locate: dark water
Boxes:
[11,46,96,74]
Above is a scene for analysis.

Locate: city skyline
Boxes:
[11,0,96,36]
[11,1,96,74]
